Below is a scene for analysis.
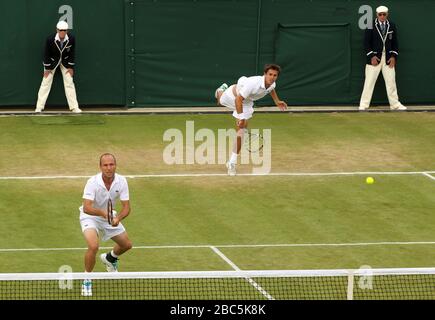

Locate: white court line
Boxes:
[2,241,435,252]
[422,172,435,181]
[210,246,241,271]
[0,175,90,180]
[215,241,435,248]
[1,170,435,180]
[210,246,274,300]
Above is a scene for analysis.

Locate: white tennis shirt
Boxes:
[236,75,276,106]
[79,173,129,214]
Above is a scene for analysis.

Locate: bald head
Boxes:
[99,153,116,166]
[99,153,117,180]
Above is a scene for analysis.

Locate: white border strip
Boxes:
[1,268,435,281]
[1,171,435,180]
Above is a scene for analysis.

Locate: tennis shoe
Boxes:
[215,83,228,99]
[390,104,407,111]
[226,161,236,176]
[81,279,92,297]
[100,253,118,272]
[71,108,82,113]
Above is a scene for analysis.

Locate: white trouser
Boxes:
[36,64,79,110]
[359,52,402,109]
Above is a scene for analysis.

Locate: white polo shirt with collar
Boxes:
[237,75,276,105]
[79,173,129,241]
[220,75,276,120]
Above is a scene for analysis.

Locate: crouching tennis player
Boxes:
[79,153,132,296]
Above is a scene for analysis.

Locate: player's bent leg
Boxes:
[215,83,228,98]
[216,92,223,106]
[81,228,98,296]
[215,83,229,106]
[112,232,133,255]
[100,232,132,272]
[83,229,99,272]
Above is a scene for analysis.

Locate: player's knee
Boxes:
[124,240,133,251]
[237,120,247,129]
[87,243,99,253]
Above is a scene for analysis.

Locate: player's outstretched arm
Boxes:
[270,89,287,111]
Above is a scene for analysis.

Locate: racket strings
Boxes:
[244,130,264,153]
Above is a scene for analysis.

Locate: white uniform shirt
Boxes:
[79,173,129,219]
[236,75,276,107]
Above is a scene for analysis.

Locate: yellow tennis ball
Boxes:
[366,177,375,184]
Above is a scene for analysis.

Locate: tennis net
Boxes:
[1,268,434,300]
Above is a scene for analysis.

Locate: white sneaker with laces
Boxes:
[34,108,43,113]
[100,253,118,272]
[81,279,92,297]
[215,83,228,99]
[226,161,236,176]
[358,106,368,111]
[71,108,82,113]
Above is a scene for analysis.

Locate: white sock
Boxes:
[111,250,119,258]
[230,152,238,164]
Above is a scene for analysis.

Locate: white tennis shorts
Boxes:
[219,84,254,120]
[79,211,126,241]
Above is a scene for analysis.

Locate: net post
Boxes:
[347,270,354,300]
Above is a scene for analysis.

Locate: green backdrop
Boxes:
[0,0,433,107]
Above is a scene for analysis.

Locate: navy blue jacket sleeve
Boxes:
[390,24,399,59]
[364,27,376,60]
[66,35,76,69]
[43,37,53,70]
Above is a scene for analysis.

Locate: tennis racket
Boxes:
[244,129,264,153]
[107,198,113,225]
